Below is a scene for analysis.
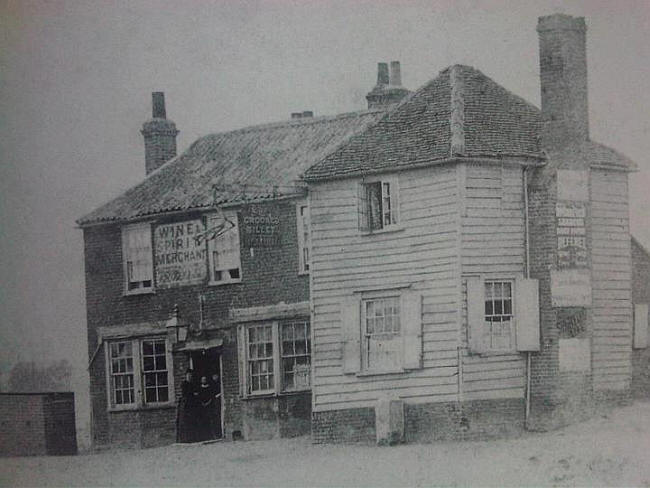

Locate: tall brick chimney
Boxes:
[537,14,589,147]
[141,92,179,175]
[366,61,410,110]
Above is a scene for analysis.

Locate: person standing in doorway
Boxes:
[176,369,197,443]
[210,373,223,439]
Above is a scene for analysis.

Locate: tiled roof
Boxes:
[303,65,544,181]
[77,110,384,225]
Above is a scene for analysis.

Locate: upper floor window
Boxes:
[107,337,173,410]
[208,211,241,285]
[122,223,153,294]
[359,178,399,232]
[297,202,310,274]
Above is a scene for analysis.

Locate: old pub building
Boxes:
[79,14,649,448]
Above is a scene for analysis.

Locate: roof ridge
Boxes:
[449,65,466,157]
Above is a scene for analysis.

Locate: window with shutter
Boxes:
[358,177,399,233]
[341,289,421,375]
[208,211,241,284]
[122,223,153,294]
[468,277,538,354]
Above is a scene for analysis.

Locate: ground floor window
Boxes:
[241,319,311,396]
[106,336,173,409]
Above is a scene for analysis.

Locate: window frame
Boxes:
[296,200,311,275]
[280,320,311,392]
[240,319,312,397]
[360,293,404,374]
[104,336,174,411]
[121,222,154,295]
[483,280,515,352]
[359,176,400,234]
[207,210,242,286]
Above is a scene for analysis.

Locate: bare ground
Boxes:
[2,400,650,487]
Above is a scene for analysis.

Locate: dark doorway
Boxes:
[189,347,223,440]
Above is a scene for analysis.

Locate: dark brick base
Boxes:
[406,399,525,442]
[312,399,526,444]
[312,407,376,444]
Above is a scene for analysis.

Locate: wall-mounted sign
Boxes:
[551,269,592,307]
[557,170,589,202]
[241,205,282,248]
[154,220,207,288]
[559,338,591,372]
[556,202,588,268]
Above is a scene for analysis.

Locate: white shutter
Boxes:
[515,278,541,352]
[634,304,649,349]
[210,212,240,280]
[467,277,486,354]
[237,325,247,397]
[341,296,361,374]
[402,291,422,369]
[123,223,153,283]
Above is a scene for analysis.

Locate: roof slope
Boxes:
[303,65,543,181]
[78,110,384,225]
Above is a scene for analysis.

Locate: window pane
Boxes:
[142,341,153,355]
[143,357,154,372]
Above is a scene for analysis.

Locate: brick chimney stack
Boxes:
[366,61,410,110]
[141,92,179,175]
[538,14,589,148]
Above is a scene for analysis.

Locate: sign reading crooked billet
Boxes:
[550,269,592,307]
[154,219,207,287]
[241,205,282,248]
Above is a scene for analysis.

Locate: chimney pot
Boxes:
[376,63,389,86]
[152,92,166,119]
[389,61,402,86]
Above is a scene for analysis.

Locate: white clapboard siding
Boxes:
[310,165,462,412]
[460,163,526,398]
[590,170,632,391]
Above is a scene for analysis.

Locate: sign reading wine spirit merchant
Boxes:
[154,220,207,287]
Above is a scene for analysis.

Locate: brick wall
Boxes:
[83,199,309,449]
[312,408,376,444]
[312,399,524,444]
[0,393,77,457]
[406,399,525,442]
[631,238,650,398]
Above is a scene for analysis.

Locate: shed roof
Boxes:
[77,110,384,225]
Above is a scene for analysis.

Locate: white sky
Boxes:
[1,0,648,389]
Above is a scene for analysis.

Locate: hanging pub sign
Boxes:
[241,205,282,248]
[154,219,207,288]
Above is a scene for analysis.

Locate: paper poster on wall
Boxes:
[559,338,591,372]
[551,269,592,307]
[154,220,207,287]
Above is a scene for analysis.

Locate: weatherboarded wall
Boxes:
[310,162,530,442]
